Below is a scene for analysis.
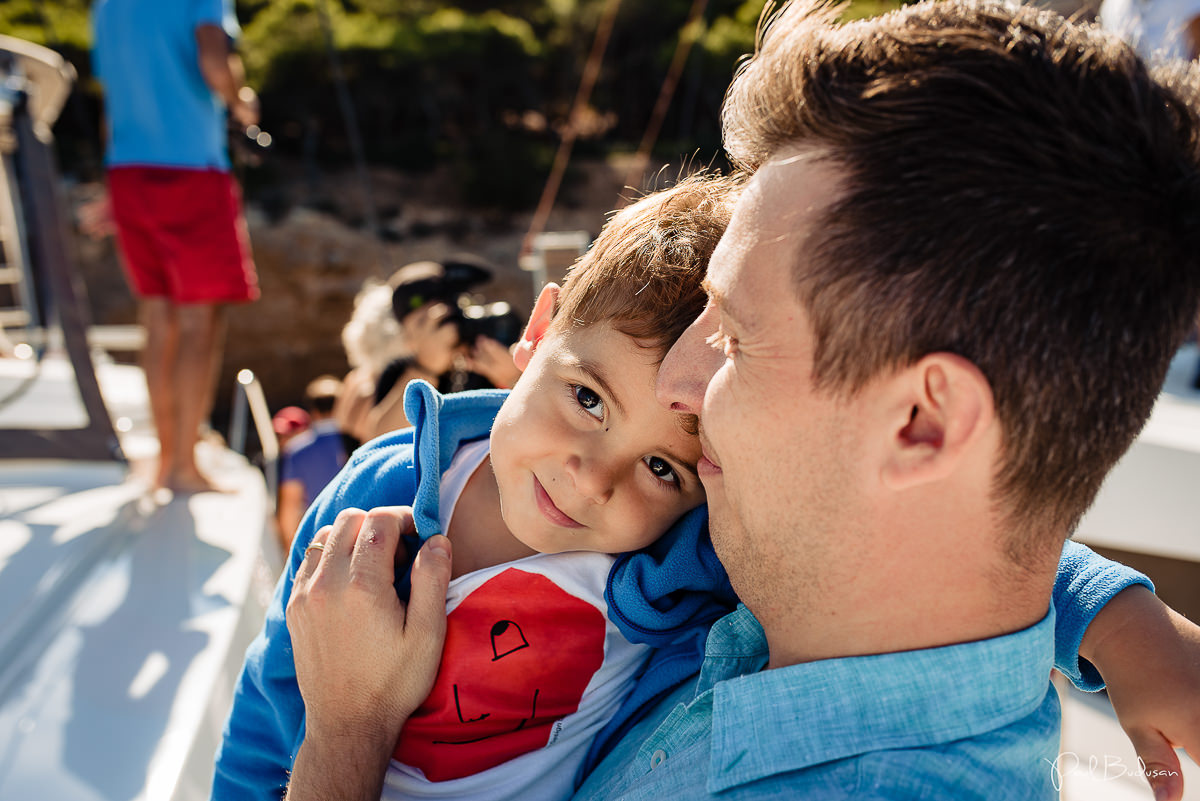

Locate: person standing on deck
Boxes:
[91,0,260,493]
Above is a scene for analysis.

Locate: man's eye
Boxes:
[574,385,605,419]
[704,328,739,357]
[644,456,679,485]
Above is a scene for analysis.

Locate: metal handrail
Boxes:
[229,368,279,511]
[0,38,122,462]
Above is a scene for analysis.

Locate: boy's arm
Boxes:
[1053,539,1152,689]
[1054,539,1200,801]
[212,438,416,801]
[210,507,321,801]
[1081,585,1200,801]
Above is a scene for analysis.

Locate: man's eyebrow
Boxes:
[700,278,740,326]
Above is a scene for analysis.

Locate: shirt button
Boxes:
[650,749,666,770]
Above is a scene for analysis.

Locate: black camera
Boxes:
[450,301,523,347]
[388,257,523,347]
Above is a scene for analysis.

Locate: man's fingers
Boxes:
[295,525,333,584]
[405,535,452,649]
[326,507,367,560]
[1126,727,1184,801]
[349,507,416,588]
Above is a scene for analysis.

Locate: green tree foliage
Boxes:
[0,0,90,53]
[1,0,900,209]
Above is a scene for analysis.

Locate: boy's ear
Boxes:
[513,283,559,371]
[879,353,995,491]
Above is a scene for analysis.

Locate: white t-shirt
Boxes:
[381,441,652,801]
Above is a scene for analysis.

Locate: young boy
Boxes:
[213,175,1156,801]
[213,175,737,801]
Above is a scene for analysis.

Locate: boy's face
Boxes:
[489,319,706,555]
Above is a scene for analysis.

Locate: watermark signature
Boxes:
[1046,752,1180,792]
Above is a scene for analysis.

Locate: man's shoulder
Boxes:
[576,628,1060,801]
[846,736,1058,800]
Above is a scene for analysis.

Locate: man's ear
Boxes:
[880,353,995,490]
[513,283,559,371]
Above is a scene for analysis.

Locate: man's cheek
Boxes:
[393,569,606,781]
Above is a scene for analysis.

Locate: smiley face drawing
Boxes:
[393,567,606,782]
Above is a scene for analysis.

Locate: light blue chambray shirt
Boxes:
[574,604,1059,800]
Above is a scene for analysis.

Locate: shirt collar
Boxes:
[706,605,1055,792]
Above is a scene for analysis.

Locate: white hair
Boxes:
[340,281,412,374]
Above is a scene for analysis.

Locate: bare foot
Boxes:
[163,468,233,495]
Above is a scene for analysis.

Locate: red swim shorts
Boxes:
[108,166,259,304]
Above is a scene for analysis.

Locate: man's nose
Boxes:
[565,453,615,504]
[657,305,721,415]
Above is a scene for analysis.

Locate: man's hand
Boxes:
[284,507,451,801]
[1082,585,1200,801]
[77,194,115,240]
[232,85,260,130]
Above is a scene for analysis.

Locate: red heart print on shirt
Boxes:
[393,567,606,781]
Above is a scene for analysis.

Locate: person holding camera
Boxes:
[365,259,524,439]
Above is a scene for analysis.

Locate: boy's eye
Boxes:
[574,384,605,420]
[644,456,679,486]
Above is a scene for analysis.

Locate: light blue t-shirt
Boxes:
[91,0,239,170]
[574,604,1061,800]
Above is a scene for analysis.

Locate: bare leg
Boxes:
[140,298,180,489]
[165,302,227,492]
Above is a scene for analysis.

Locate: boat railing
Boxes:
[0,35,123,463]
[229,367,280,512]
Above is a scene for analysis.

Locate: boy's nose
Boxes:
[565,453,615,504]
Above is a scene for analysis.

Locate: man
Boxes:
[91,0,260,492]
[280,1,1200,799]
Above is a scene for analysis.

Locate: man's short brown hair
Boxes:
[553,173,739,357]
[723,0,1200,549]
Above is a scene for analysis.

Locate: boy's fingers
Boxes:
[1125,727,1183,801]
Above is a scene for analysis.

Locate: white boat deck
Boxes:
[0,357,282,801]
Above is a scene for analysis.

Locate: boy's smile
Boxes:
[489,315,706,557]
[533,476,584,528]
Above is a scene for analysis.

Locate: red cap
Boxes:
[272,406,311,437]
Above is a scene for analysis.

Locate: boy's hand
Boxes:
[1082,585,1200,801]
[286,507,451,768]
